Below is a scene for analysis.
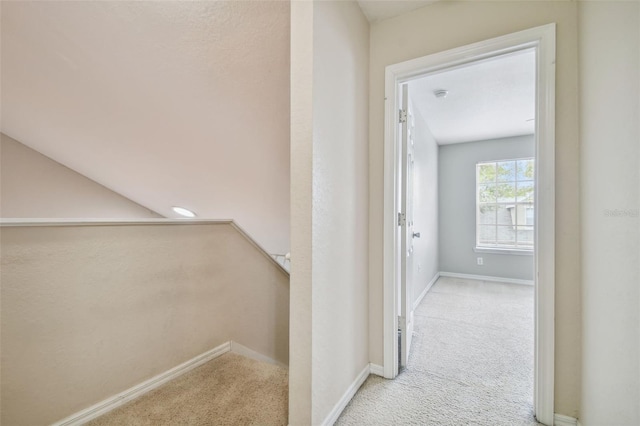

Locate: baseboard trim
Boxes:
[554,413,579,426]
[51,342,231,426]
[321,363,370,426]
[413,272,440,310]
[230,341,287,368]
[369,363,384,377]
[439,271,534,286]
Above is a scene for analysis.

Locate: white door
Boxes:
[399,84,417,369]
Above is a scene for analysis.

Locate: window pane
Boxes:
[476,157,534,251]
[478,163,496,183]
[496,183,516,203]
[496,226,516,245]
[478,205,497,224]
[497,205,513,225]
[478,225,496,244]
[517,181,534,202]
[516,227,534,245]
[525,205,534,226]
[478,184,496,203]
[517,159,535,181]
[497,161,516,182]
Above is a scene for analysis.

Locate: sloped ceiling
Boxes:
[1,1,290,253]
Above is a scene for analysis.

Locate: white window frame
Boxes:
[475,157,535,252]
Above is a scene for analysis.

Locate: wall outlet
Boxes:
[477,257,484,266]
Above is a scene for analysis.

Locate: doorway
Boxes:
[382,24,556,425]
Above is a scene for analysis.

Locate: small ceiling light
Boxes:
[434,89,448,98]
[172,206,197,218]
[526,118,535,122]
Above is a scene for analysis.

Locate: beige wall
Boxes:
[0,222,289,425]
[289,1,370,424]
[579,2,639,424]
[0,133,161,219]
[368,2,581,417]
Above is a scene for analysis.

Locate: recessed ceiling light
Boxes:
[172,206,196,218]
[434,89,448,98]
[526,118,535,122]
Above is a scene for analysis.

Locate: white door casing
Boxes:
[381,24,556,425]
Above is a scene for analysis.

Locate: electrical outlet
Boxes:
[477,257,484,266]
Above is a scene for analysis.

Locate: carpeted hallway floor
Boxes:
[87,352,288,426]
[337,276,541,426]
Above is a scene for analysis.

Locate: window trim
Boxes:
[475,157,535,252]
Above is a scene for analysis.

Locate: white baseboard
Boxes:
[439,271,534,286]
[230,341,287,368]
[52,342,231,426]
[554,413,579,426]
[369,363,384,377]
[321,363,370,426]
[413,272,440,310]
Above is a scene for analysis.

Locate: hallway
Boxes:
[337,276,540,425]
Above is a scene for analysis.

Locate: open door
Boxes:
[399,84,417,369]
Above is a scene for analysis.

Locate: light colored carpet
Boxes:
[87,352,288,426]
[337,276,541,426]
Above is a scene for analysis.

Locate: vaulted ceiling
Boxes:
[1,1,290,253]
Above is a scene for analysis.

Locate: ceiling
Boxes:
[408,49,536,145]
[1,1,291,253]
[357,0,438,23]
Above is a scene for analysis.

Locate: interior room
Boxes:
[1,1,638,426]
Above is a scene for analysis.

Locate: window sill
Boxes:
[474,247,534,256]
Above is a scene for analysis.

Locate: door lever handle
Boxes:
[413,232,421,238]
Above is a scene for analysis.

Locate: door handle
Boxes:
[413,232,421,238]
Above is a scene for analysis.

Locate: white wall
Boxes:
[0,133,161,218]
[368,2,581,416]
[0,222,289,425]
[410,102,439,303]
[438,135,535,281]
[289,1,370,424]
[579,2,640,424]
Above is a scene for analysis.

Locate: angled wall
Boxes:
[0,133,161,219]
[0,222,289,425]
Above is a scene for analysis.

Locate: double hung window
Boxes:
[476,158,535,251]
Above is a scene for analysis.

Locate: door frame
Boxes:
[381,24,556,425]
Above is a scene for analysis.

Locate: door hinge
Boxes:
[398,212,406,227]
[399,109,407,124]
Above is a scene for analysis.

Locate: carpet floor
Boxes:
[337,276,541,426]
[87,352,288,426]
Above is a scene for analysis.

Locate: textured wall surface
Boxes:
[0,222,289,425]
[289,1,370,424]
[0,134,161,219]
[579,2,640,424]
[368,1,581,416]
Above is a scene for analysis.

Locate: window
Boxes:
[476,158,534,251]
